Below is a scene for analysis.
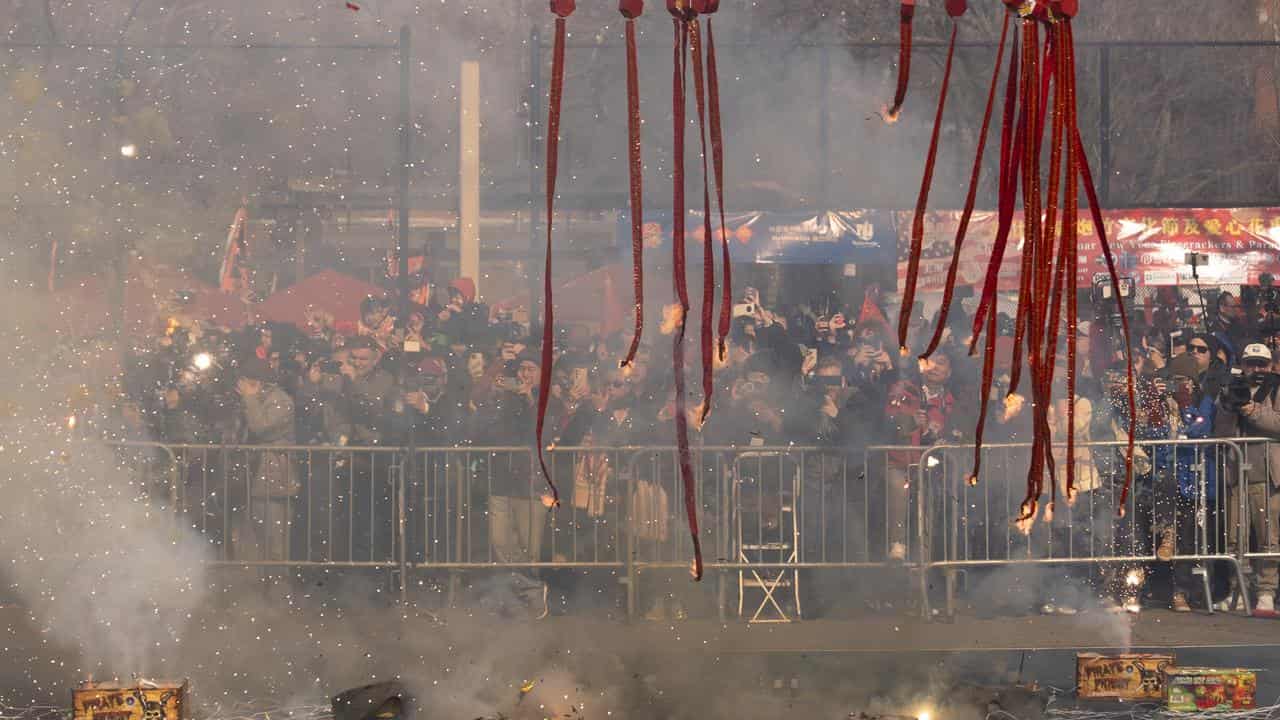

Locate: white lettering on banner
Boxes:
[769,224,839,245]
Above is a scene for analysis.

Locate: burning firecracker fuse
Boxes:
[73,680,187,720]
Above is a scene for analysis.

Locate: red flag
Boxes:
[219,207,250,294]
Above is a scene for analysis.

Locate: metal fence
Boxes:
[104,437,1280,621]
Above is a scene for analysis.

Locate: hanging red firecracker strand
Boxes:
[966,17,1022,486]
[1005,18,1042,411]
[899,0,1134,520]
[687,10,717,425]
[1061,17,1082,503]
[968,22,1023,352]
[620,0,646,369]
[668,0,703,580]
[534,0,576,507]
[1034,20,1068,511]
[884,0,916,122]
[896,1,963,354]
[703,3,732,362]
[920,12,1008,361]
[1015,16,1051,520]
[1064,14,1136,508]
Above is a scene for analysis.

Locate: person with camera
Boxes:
[1214,343,1280,615]
[480,351,550,617]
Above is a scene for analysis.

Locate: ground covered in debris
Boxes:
[3,600,1280,719]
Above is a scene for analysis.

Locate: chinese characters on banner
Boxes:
[895,208,1280,292]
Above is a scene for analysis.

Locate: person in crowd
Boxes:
[328,336,397,564]
[358,296,397,351]
[883,351,955,561]
[231,357,297,564]
[1214,291,1251,363]
[705,351,785,445]
[1214,342,1280,615]
[1161,352,1220,612]
[437,277,489,342]
[339,336,395,445]
[482,351,550,617]
[1187,332,1232,400]
[1037,377,1101,615]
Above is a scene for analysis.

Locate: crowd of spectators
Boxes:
[83,272,1280,618]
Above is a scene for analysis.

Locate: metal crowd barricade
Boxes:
[100,441,969,618]
[575,444,926,621]
[919,437,1253,618]
[91,435,1280,620]
[1227,437,1280,600]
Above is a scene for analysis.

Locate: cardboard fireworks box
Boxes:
[73,680,187,720]
[1076,653,1175,700]
[1164,668,1256,712]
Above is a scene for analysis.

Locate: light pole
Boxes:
[113,138,138,337]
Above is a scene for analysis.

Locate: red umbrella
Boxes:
[255,269,385,328]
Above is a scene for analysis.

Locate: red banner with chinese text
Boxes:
[896,208,1280,292]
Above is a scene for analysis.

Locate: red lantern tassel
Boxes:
[897,22,957,354]
[921,13,1008,361]
[620,18,645,369]
[706,17,731,361]
[535,15,569,507]
[886,1,915,122]
[671,14,703,580]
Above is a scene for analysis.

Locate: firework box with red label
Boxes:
[73,681,187,720]
[1164,668,1256,712]
[1076,653,1175,699]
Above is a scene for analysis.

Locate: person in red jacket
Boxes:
[883,353,955,561]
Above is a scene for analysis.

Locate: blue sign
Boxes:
[617,210,898,266]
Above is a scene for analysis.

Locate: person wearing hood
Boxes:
[438,277,489,342]
[1187,332,1231,401]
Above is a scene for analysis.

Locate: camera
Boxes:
[1256,273,1280,317]
[1220,369,1254,413]
[319,359,343,374]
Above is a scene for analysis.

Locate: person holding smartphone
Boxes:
[480,352,551,617]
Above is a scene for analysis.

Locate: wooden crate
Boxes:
[73,681,187,720]
[1076,653,1175,700]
